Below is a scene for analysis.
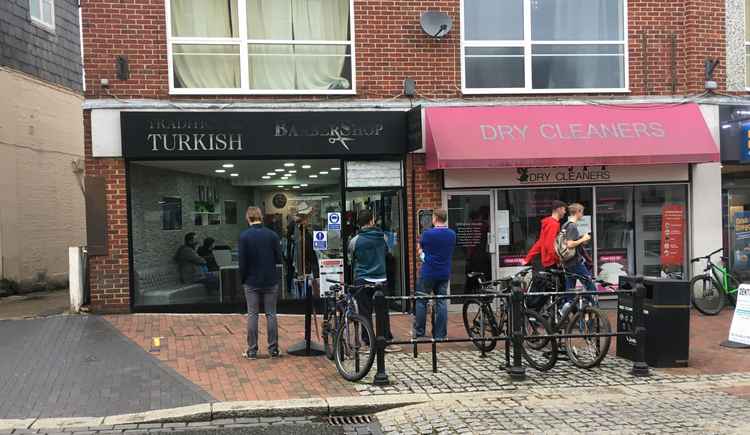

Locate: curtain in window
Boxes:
[247,0,350,90]
[172,0,240,88]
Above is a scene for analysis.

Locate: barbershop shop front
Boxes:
[423,104,720,294]
[91,110,417,313]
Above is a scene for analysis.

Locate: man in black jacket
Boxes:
[239,206,283,359]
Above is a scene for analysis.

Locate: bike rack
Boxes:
[369,278,651,386]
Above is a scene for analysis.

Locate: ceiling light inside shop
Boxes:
[266,172,276,176]
[222,163,234,168]
[215,169,226,173]
[284,163,295,167]
[319,171,329,175]
[331,167,340,171]
[288,170,297,174]
[301,184,308,187]
[262,176,271,179]
[230,173,239,177]
[275,169,285,172]
[302,165,312,169]
[309,174,318,178]
[293,185,300,189]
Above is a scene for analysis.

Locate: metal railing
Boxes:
[369,278,650,386]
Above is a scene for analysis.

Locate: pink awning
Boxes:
[424,104,719,170]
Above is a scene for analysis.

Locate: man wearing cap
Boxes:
[524,200,567,269]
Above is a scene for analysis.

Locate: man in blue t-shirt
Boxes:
[414,208,456,340]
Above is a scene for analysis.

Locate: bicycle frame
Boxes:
[707,260,738,296]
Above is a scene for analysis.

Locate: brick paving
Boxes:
[0,317,211,419]
[105,307,749,403]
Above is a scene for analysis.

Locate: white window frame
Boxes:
[29,0,55,31]
[460,0,629,95]
[166,0,356,96]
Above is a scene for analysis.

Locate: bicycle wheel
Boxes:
[564,306,611,369]
[334,313,376,382]
[521,309,558,371]
[690,275,725,315]
[524,306,552,351]
[462,299,497,352]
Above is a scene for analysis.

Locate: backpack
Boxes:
[555,222,577,263]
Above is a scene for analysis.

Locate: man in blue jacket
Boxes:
[239,206,282,359]
[348,209,401,352]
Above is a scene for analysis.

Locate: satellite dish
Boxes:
[420,11,452,39]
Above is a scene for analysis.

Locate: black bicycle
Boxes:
[524,268,613,369]
[461,269,558,371]
[324,280,377,382]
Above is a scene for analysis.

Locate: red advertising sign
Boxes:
[660,204,685,266]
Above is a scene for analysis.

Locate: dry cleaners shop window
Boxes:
[168,0,354,93]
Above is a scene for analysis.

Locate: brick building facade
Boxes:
[83,0,733,312]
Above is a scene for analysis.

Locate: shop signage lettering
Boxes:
[516,167,611,184]
[480,122,666,142]
[122,111,410,158]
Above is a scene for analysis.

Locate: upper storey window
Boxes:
[462,0,627,94]
[30,0,55,30]
[168,0,354,94]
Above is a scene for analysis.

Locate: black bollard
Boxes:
[373,288,390,386]
[509,280,526,381]
[631,281,651,377]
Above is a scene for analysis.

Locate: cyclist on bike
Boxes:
[348,209,401,353]
[523,200,567,269]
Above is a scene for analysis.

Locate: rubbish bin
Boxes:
[616,276,690,368]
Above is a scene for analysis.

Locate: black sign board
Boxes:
[121,111,414,159]
[720,105,750,163]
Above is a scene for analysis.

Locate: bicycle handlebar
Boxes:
[690,248,723,263]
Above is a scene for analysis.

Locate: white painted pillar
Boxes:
[68,246,84,312]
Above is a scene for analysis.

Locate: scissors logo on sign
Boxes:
[328,128,354,151]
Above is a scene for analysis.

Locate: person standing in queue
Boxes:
[413,208,456,341]
[562,203,596,306]
[239,206,282,359]
[523,200,567,269]
[348,209,401,352]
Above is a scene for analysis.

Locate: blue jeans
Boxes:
[413,278,449,340]
[565,261,596,304]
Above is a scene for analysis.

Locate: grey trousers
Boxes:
[244,285,279,354]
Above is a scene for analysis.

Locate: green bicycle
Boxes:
[690,248,740,315]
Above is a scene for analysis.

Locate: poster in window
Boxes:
[660,204,685,266]
[224,201,238,225]
[733,211,750,271]
[160,197,182,230]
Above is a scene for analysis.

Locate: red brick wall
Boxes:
[84,111,130,313]
[405,154,443,290]
[80,0,728,100]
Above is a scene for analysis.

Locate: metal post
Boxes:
[631,282,651,377]
[480,300,487,358]
[431,341,438,373]
[509,280,526,381]
[373,289,390,386]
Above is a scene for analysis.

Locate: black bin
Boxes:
[616,276,690,368]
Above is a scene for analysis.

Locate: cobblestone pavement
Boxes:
[0,417,380,435]
[375,378,750,434]
[0,316,212,418]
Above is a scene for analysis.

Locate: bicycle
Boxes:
[524,268,613,369]
[690,248,740,315]
[461,269,558,371]
[320,286,343,361]
[324,280,377,381]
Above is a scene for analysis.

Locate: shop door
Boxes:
[443,191,495,296]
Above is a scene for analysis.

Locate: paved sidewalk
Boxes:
[0,290,69,320]
[105,308,749,402]
[0,316,211,419]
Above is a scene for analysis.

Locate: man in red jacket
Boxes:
[523,200,567,268]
